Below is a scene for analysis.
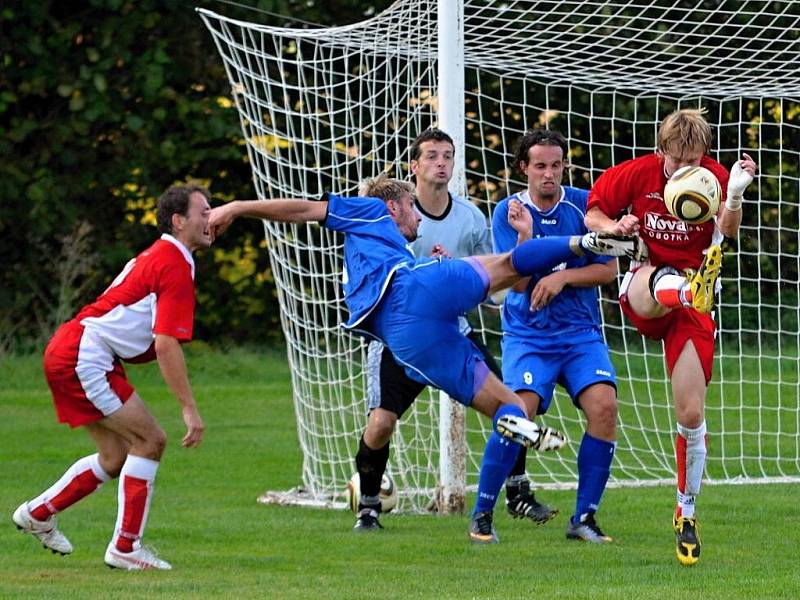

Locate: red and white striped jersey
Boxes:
[74,234,196,364]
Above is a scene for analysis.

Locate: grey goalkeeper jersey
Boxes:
[411,194,493,259]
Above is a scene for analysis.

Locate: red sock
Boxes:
[28,454,110,520]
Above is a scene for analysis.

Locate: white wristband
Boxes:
[726,194,743,211]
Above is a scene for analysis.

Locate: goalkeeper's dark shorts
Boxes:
[366,330,501,419]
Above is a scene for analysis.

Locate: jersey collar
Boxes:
[519,187,565,216]
[161,233,196,279]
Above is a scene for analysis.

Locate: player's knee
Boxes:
[366,413,396,445]
[141,426,167,459]
[583,389,618,436]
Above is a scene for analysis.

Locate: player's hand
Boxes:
[430,244,451,258]
[507,199,533,237]
[728,152,757,198]
[613,214,639,235]
[529,271,566,311]
[208,203,238,238]
[181,405,205,448]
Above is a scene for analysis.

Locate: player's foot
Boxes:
[353,506,383,532]
[12,502,73,555]
[104,543,172,571]
[469,511,499,544]
[495,415,566,451]
[578,231,639,258]
[506,480,558,525]
[566,512,613,543]
[689,245,722,314]
[673,515,701,566]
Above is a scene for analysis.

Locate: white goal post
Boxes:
[199,0,800,513]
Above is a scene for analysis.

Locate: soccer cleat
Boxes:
[353,506,383,532]
[506,480,559,525]
[104,543,172,571]
[469,511,499,544]
[12,502,73,555]
[579,231,640,259]
[495,415,566,451]
[566,512,613,543]
[673,516,701,566]
[689,244,723,314]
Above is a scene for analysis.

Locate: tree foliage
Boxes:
[0,0,392,352]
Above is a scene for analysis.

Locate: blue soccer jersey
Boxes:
[323,192,434,329]
[492,186,612,349]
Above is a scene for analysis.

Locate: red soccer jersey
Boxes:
[588,153,730,271]
[73,235,196,363]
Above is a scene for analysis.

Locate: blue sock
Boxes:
[473,405,526,515]
[510,237,577,276]
[574,432,615,522]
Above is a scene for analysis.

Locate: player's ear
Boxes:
[170,212,185,233]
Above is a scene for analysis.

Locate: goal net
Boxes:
[199,0,800,513]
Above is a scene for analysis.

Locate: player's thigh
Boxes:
[403,260,488,319]
[98,393,166,451]
[500,336,559,414]
[624,266,668,318]
[670,341,707,427]
[562,340,617,408]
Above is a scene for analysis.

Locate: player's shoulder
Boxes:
[326,193,388,219]
[562,185,589,205]
[142,238,193,278]
[452,195,485,217]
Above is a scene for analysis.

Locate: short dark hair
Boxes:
[157,184,211,234]
[512,129,569,175]
[410,127,455,161]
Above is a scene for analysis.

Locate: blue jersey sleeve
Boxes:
[492,198,520,254]
[323,193,394,234]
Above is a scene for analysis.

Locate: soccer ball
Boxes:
[663,165,722,224]
[346,472,398,513]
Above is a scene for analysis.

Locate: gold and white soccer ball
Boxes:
[346,472,398,513]
[663,165,722,224]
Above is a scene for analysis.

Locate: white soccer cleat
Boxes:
[104,543,173,571]
[580,231,640,259]
[495,415,567,451]
[12,502,74,555]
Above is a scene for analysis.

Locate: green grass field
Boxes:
[2,346,799,599]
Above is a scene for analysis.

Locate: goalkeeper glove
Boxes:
[726,160,753,211]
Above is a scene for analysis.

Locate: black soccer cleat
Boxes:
[506,480,559,525]
[468,510,499,544]
[673,515,701,565]
[353,506,383,532]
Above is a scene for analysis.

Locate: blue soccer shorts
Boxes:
[500,334,616,413]
[367,258,491,405]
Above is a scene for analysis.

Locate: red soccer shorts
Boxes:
[619,294,716,385]
[43,320,135,428]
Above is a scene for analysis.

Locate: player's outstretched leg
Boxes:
[673,515,701,566]
[12,502,73,555]
[506,477,559,525]
[689,245,722,314]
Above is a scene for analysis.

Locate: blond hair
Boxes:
[657,108,713,155]
[358,172,415,202]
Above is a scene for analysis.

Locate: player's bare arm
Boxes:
[585,206,640,235]
[155,333,205,448]
[529,261,617,311]
[508,199,533,292]
[209,198,329,237]
[717,152,757,238]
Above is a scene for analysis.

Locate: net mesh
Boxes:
[200,0,800,512]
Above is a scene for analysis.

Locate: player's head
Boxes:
[359,173,421,242]
[657,108,712,177]
[157,184,213,251]
[513,129,569,201]
[410,128,455,188]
